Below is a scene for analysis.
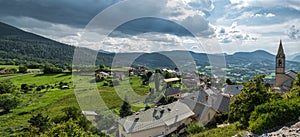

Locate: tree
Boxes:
[294,73,300,86]
[154,69,163,92]
[226,78,233,85]
[42,63,63,74]
[119,97,132,118]
[186,122,205,135]
[28,113,50,133]
[144,104,151,110]
[18,65,28,73]
[21,84,29,90]
[146,71,153,80]
[288,73,300,98]
[11,68,17,73]
[0,93,21,113]
[62,106,81,121]
[66,64,72,72]
[60,106,92,131]
[164,72,175,79]
[155,68,162,74]
[157,96,177,105]
[44,119,88,137]
[99,64,105,70]
[157,96,167,105]
[229,74,273,127]
[0,79,16,94]
[142,71,153,85]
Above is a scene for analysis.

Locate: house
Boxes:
[222,85,243,96]
[82,111,98,120]
[96,71,110,80]
[111,67,130,80]
[181,89,231,124]
[132,66,148,76]
[163,87,181,99]
[163,77,180,83]
[118,101,194,137]
[181,73,200,88]
[60,85,69,89]
[180,97,216,125]
[215,94,230,113]
[0,69,15,74]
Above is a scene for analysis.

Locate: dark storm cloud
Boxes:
[0,0,214,38]
[0,0,120,28]
[110,17,194,37]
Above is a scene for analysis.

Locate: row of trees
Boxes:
[0,63,72,74]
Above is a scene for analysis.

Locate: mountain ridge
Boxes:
[0,21,299,77]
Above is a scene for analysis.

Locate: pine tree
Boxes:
[119,96,132,118]
[28,113,50,133]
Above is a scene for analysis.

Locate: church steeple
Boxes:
[276,40,285,74]
[276,40,285,57]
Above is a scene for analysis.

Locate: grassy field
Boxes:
[0,73,151,136]
[95,76,150,110]
[10,73,72,87]
[0,73,76,136]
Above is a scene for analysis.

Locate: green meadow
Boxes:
[0,73,151,136]
[0,73,75,136]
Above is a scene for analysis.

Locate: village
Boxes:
[93,65,233,137]
[89,41,298,137]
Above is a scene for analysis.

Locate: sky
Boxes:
[0,0,300,56]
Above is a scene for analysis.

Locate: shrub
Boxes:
[19,65,28,73]
[0,93,21,113]
[248,97,300,133]
[215,113,229,124]
[21,84,28,90]
[186,122,205,135]
[21,84,29,93]
[29,84,36,89]
[28,113,50,133]
[103,82,108,86]
[36,87,42,92]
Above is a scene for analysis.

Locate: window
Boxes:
[278,59,282,67]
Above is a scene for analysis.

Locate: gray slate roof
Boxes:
[222,85,243,95]
[180,97,205,117]
[164,87,180,96]
[286,70,297,79]
[216,94,230,113]
[119,101,194,133]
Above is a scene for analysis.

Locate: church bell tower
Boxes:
[275,40,286,86]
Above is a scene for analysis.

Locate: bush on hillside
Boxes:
[248,97,300,133]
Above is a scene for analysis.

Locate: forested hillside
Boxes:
[0,22,75,65]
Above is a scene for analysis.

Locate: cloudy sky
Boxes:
[0,0,300,55]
